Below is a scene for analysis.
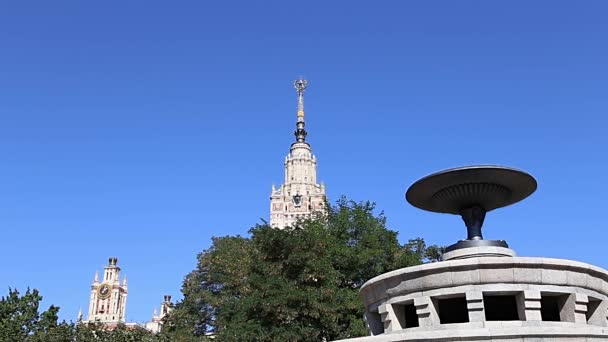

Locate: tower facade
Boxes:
[144,295,174,333]
[84,257,128,325]
[270,79,327,229]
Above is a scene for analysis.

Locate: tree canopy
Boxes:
[0,288,165,342]
[0,288,60,341]
[164,197,443,341]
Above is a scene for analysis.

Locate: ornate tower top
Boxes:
[84,257,128,325]
[294,79,308,143]
[270,79,327,229]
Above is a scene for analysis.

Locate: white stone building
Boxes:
[82,257,128,327]
[144,295,173,333]
[80,257,173,333]
[270,79,327,229]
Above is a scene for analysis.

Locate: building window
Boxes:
[433,296,469,324]
[365,311,383,335]
[540,293,568,321]
[394,303,419,328]
[484,294,521,321]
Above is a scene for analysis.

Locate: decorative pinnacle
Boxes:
[293,79,309,143]
[294,79,307,119]
[108,257,118,266]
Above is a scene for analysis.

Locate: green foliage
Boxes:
[0,288,58,341]
[165,235,252,338]
[165,197,443,341]
[72,323,167,342]
[0,288,165,342]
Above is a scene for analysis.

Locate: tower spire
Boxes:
[270,79,327,229]
[294,79,308,143]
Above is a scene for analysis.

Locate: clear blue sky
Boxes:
[1,1,607,323]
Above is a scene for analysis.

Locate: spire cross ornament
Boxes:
[294,79,307,96]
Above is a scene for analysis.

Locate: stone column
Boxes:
[466,291,485,322]
[560,293,588,323]
[517,290,542,321]
[415,297,439,327]
[587,299,608,327]
[379,303,401,332]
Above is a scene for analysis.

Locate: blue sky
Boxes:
[1,1,607,323]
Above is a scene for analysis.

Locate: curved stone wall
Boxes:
[341,256,608,341]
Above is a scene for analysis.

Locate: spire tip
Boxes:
[293,79,308,142]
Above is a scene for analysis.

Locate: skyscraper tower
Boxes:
[269,79,327,229]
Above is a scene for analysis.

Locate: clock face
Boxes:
[98,284,111,300]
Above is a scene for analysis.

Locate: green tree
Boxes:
[164,235,251,339]
[165,197,442,341]
[75,323,167,342]
[0,288,166,342]
[0,288,59,341]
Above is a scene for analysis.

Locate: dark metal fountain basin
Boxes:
[406,165,537,214]
[406,165,537,246]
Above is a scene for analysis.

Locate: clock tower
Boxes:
[270,79,327,228]
[84,257,128,325]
